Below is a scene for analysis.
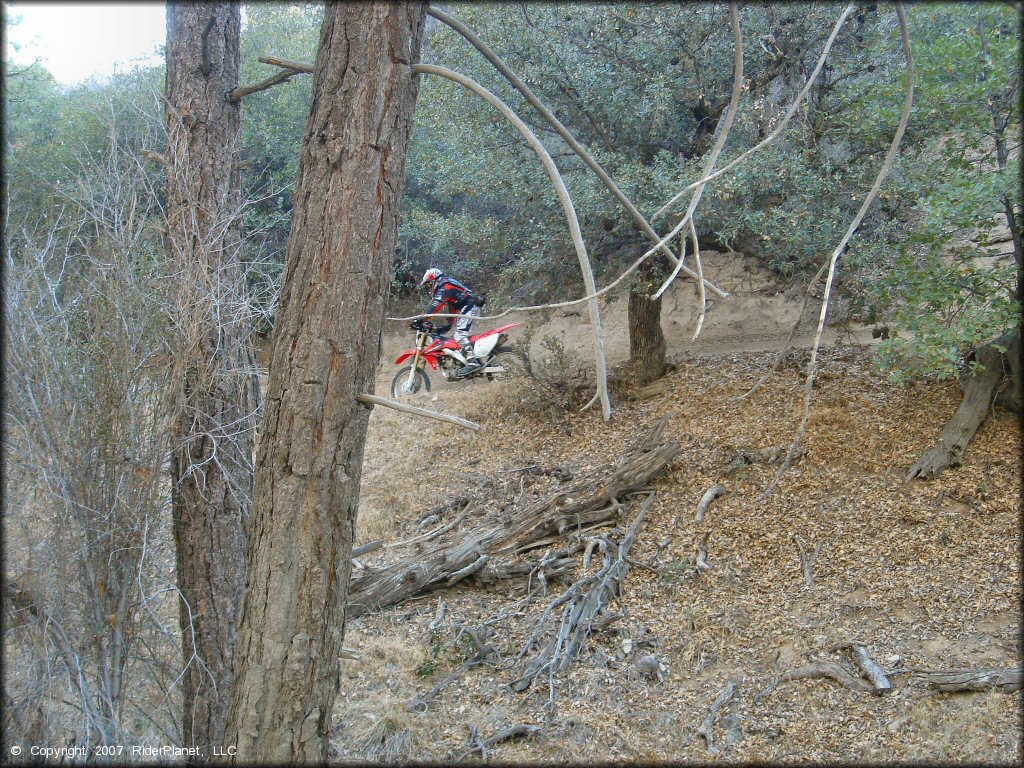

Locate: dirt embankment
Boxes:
[379,250,876,374]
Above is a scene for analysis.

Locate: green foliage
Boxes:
[874,245,1018,382]
[510,329,592,418]
[415,627,472,678]
[657,560,696,585]
[864,3,1021,380]
[4,62,166,246]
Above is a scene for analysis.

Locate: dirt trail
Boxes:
[379,250,876,382]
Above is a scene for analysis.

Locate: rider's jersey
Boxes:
[427,278,476,317]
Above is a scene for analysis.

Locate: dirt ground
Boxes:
[342,260,1023,764]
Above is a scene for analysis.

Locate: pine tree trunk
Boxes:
[164,3,253,755]
[223,4,426,763]
[628,263,667,385]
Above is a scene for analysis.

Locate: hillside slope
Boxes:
[345,275,1022,763]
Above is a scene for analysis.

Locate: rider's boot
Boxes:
[456,341,483,377]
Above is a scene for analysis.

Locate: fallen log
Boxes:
[347,418,680,617]
[909,666,1022,693]
[473,553,578,586]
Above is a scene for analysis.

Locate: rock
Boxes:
[636,654,661,680]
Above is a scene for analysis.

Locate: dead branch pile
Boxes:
[347,416,680,618]
[511,492,657,695]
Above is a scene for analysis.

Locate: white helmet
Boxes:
[418,267,444,291]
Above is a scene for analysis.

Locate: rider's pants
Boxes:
[454,305,480,347]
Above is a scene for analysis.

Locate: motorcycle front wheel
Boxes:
[487,349,531,382]
[391,366,431,399]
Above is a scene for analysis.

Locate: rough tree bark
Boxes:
[223,4,426,763]
[164,3,253,754]
[628,262,668,386]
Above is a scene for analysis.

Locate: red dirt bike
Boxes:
[391,319,530,399]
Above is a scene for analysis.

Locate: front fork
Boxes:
[405,331,427,392]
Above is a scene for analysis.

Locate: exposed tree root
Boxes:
[694,484,726,524]
[698,676,743,754]
[755,660,877,701]
[793,535,824,587]
[906,338,1008,481]
[758,652,1020,701]
[459,723,542,761]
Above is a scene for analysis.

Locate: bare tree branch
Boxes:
[762,2,915,498]
[229,69,302,103]
[652,1,744,303]
[413,63,612,420]
[355,393,481,431]
[427,6,729,299]
[652,3,857,223]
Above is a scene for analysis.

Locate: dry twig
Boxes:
[793,535,823,587]
[697,676,743,754]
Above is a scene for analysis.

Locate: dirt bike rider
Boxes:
[417,267,485,377]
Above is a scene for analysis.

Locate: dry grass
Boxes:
[347,695,415,764]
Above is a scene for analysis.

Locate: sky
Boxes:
[5,2,166,85]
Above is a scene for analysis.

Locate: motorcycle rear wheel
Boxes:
[487,349,531,381]
[391,366,431,399]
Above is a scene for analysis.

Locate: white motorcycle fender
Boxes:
[473,334,500,358]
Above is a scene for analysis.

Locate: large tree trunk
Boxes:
[223,4,426,763]
[628,259,667,385]
[164,3,253,754]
